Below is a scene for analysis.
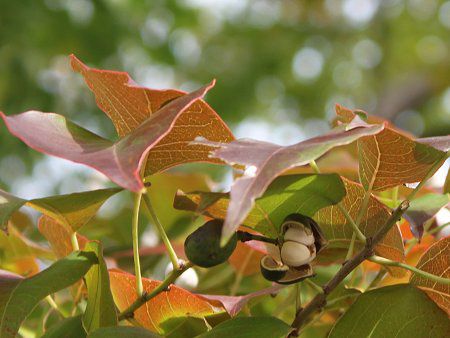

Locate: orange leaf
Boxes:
[336,105,446,191]
[70,55,234,176]
[108,269,224,334]
[410,236,450,315]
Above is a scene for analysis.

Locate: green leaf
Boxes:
[42,315,86,338]
[174,173,346,237]
[0,187,121,232]
[329,284,450,338]
[88,327,162,338]
[83,241,117,333]
[197,317,292,338]
[0,251,97,337]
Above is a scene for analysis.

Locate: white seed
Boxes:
[281,241,312,267]
[284,226,315,246]
[265,243,282,262]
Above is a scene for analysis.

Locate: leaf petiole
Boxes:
[368,255,450,285]
[132,192,144,297]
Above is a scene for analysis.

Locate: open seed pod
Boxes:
[282,213,327,253]
[260,255,289,282]
[184,219,237,268]
[260,255,314,284]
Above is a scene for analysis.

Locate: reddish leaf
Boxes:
[193,121,383,241]
[0,82,215,192]
[71,55,234,176]
[228,230,267,276]
[410,237,450,315]
[108,269,224,334]
[315,178,405,272]
[418,136,450,152]
[200,284,284,317]
[336,107,447,191]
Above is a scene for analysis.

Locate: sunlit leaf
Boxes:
[0,251,97,338]
[329,285,450,337]
[71,55,234,177]
[83,241,117,332]
[108,269,224,334]
[336,106,447,191]
[200,284,284,317]
[0,187,121,232]
[174,173,346,238]
[197,317,292,338]
[410,236,450,315]
[315,177,405,270]
[0,82,215,192]
[195,119,383,241]
[38,216,88,258]
[0,223,53,276]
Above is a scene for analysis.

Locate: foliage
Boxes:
[0,56,449,338]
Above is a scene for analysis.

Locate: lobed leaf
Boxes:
[71,55,234,177]
[197,317,292,338]
[174,173,346,238]
[0,187,121,232]
[0,82,215,192]
[336,106,447,191]
[410,236,450,315]
[0,251,97,337]
[195,120,384,241]
[83,241,117,333]
[108,269,224,334]
[315,178,405,269]
[329,285,450,337]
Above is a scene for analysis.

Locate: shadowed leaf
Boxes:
[83,241,117,333]
[0,82,215,192]
[195,120,384,241]
[108,269,224,334]
[88,327,161,338]
[329,285,450,337]
[228,236,267,276]
[404,193,450,239]
[174,174,346,238]
[410,236,450,315]
[315,178,405,270]
[71,55,234,177]
[0,251,97,338]
[197,317,292,338]
[42,315,86,338]
[0,188,121,232]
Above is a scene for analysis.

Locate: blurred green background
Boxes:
[1,0,450,196]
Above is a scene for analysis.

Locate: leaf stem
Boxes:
[345,232,356,260]
[118,261,193,321]
[304,279,322,294]
[309,160,321,174]
[142,193,180,270]
[236,231,279,245]
[368,255,450,285]
[132,192,144,298]
[45,295,68,318]
[71,232,79,251]
[336,203,366,243]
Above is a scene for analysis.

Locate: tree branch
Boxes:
[289,200,409,335]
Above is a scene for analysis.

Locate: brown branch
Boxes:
[290,200,409,336]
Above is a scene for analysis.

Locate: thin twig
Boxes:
[368,255,450,285]
[71,232,80,251]
[236,231,279,245]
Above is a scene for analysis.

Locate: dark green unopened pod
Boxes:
[184,219,237,268]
